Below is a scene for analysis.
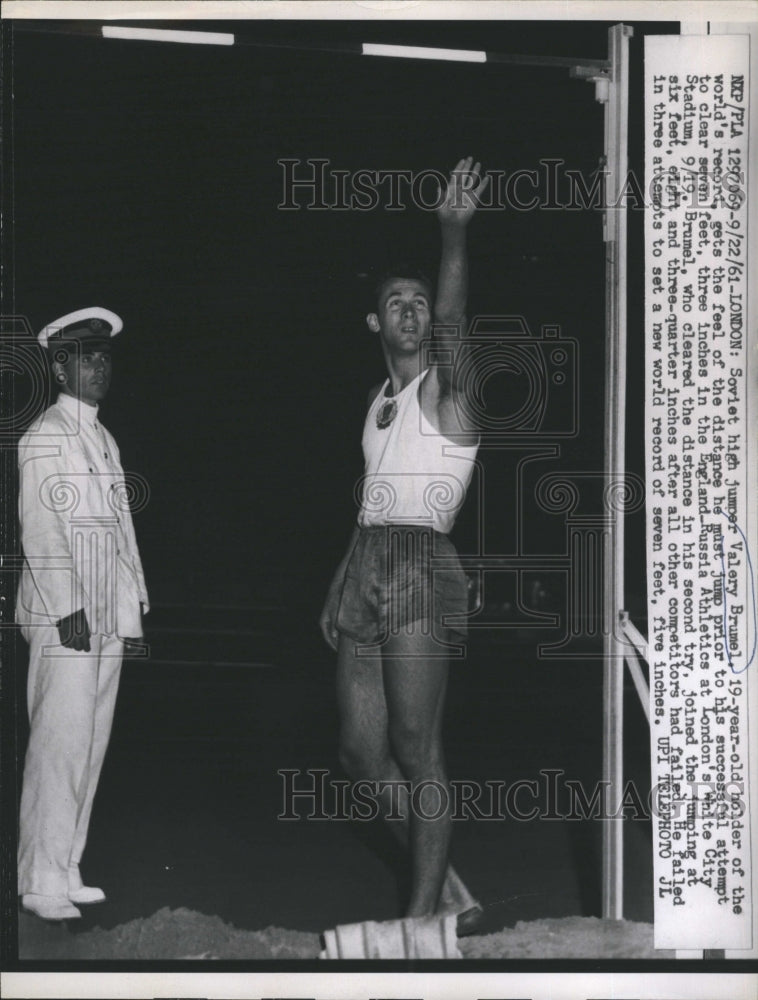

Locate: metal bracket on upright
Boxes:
[571,24,635,922]
[570,63,611,102]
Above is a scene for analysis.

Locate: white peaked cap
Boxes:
[38,307,123,348]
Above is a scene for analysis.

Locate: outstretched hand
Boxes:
[437,156,490,227]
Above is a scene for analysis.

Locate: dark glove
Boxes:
[123,603,148,657]
[57,609,91,652]
[123,637,146,658]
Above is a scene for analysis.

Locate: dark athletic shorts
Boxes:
[334,524,469,644]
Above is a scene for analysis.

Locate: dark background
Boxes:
[6,16,658,606]
[2,16,677,954]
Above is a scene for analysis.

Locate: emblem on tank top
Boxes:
[376,396,398,429]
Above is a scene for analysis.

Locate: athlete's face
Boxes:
[53,343,113,406]
[367,278,433,352]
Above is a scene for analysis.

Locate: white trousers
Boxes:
[18,626,123,896]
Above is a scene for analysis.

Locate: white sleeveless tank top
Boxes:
[358,369,479,534]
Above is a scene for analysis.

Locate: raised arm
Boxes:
[434,157,490,325]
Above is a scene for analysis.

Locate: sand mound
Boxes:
[20,907,320,960]
[19,907,673,960]
[459,915,671,959]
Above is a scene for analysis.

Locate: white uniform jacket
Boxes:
[16,392,149,639]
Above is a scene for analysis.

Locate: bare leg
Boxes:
[336,631,475,918]
[336,633,409,834]
[380,627,451,916]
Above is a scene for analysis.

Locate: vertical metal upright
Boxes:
[601,23,633,919]
[571,21,633,920]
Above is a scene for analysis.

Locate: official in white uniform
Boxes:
[17,307,148,921]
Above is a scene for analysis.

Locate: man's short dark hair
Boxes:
[373,265,435,307]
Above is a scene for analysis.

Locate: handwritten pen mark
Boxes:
[715,508,756,673]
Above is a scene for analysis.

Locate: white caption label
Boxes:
[645,34,753,950]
